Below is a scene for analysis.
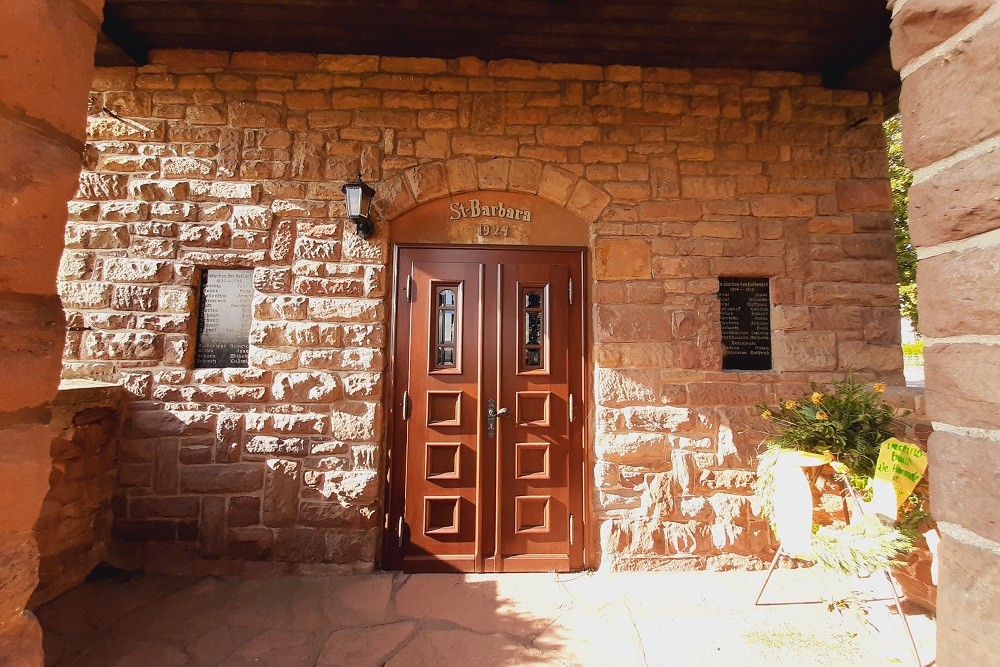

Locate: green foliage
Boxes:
[757,377,899,486]
[809,515,915,576]
[901,340,924,357]
[753,377,926,577]
[884,116,918,332]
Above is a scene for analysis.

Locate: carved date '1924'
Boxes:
[477,224,509,237]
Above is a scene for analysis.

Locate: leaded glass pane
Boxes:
[525,312,542,345]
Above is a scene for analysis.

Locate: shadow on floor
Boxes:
[36,569,936,667]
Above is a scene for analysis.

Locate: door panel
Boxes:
[399,260,485,571]
[387,247,584,573]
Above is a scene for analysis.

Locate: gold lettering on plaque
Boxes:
[449,198,532,223]
[476,224,510,237]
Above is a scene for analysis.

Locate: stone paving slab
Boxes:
[36,569,936,666]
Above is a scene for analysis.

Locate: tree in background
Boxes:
[884,116,918,333]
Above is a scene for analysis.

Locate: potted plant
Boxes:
[752,377,930,579]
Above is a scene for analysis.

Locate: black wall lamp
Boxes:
[341,173,376,239]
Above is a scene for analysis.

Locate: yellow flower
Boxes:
[760,409,772,420]
[874,382,886,394]
[784,400,797,410]
[810,391,823,405]
[816,411,829,421]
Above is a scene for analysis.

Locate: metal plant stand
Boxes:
[754,471,923,667]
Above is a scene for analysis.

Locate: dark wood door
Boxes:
[385,247,585,573]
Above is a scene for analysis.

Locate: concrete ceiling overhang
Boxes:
[96,0,899,101]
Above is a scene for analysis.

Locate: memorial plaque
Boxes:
[718,277,772,371]
[195,269,253,368]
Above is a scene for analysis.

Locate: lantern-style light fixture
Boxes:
[341,172,376,239]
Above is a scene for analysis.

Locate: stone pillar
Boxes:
[889,0,1000,663]
[0,1,104,663]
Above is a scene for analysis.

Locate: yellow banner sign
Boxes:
[874,438,928,506]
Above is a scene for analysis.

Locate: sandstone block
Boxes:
[596,368,659,407]
[929,431,1000,542]
[246,436,308,457]
[271,372,341,402]
[180,465,265,494]
[253,295,308,321]
[837,341,902,372]
[128,179,189,201]
[890,0,993,69]
[595,433,668,463]
[451,134,518,158]
[835,180,892,212]
[129,497,200,519]
[245,413,329,435]
[899,17,1000,170]
[341,373,383,399]
[272,528,325,563]
[330,403,379,441]
[936,533,1000,663]
[749,195,816,217]
[537,125,600,146]
[909,148,1000,247]
[82,331,162,360]
[103,258,173,283]
[130,409,215,437]
[261,460,302,531]
[596,304,673,343]
[773,331,838,371]
[925,342,1000,430]
[227,496,261,527]
[112,284,157,311]
[0,425,50,533]
[308,298,382,323]
[304,467,381,504]
[594,239,652,280]
[162,157,215,179]
[920,245,1000,337]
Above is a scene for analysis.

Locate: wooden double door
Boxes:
[385,247,585,572]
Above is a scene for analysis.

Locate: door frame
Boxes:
[381,243,590,572]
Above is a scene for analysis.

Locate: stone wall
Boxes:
[62,49,901,572]
[30,381,121,607]
[889,0,1000,661]
[0,0,104,663]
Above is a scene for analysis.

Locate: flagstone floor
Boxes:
[37,568,935,666]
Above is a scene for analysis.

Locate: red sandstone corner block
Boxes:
[899,16,1000,170]
[924,342,1000,430]
[908,148,1000,247]
[919,244,1000,338]
[890,0,993,69]
[928,430,1000,543]
[0,0,99,140]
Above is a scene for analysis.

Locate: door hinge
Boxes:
[401,390,411,420]
[569,393,575,423]
[398,515,406,548]
[404,275,414,302]
[569,514,575,546]
[568,277,574,305]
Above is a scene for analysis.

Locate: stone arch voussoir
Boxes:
[371,157,612,225]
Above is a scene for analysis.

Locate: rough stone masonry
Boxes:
[59,49,902,573]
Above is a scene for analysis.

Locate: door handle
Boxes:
[486,399,509,439]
